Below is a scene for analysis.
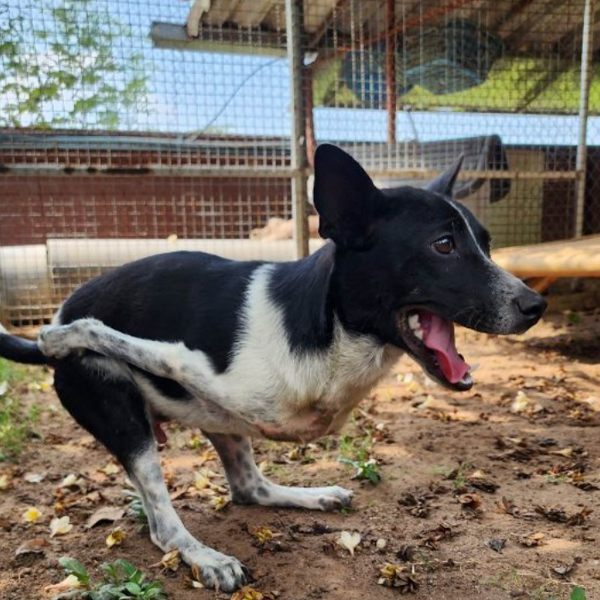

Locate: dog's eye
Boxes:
[432,236,455,255]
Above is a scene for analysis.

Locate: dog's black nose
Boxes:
[516,290,547,320]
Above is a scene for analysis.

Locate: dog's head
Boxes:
[313,144,546,392]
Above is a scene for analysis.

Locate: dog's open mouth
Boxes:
[398,309,474,391]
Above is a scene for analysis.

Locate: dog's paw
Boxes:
[185,548,250,592]
[316,485,354,511]
[261,483,354,511]
[38,323,87,359]
[38,325,72,358]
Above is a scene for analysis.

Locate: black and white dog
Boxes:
[0,145,545,591]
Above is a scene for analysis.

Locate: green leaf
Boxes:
[571,587,587,600]
[58,556,91,587]
[125,581,142,595]
[115,559,139,579]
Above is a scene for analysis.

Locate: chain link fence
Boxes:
[0,0,596,326]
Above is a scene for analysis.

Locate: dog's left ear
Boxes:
[427,154,464,198]
[313,144,381,250]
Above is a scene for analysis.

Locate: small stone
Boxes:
[376,538,387,551]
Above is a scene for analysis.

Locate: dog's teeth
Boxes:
[469,362,480,373]
[414,328,424,341]
[408,314,420,329]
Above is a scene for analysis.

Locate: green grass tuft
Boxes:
[0,358,42,461]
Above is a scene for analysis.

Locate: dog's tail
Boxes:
[0,323,48,365]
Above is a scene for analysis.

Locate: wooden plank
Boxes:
[492,235,600,278]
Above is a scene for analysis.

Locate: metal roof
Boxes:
[160,0,594,58]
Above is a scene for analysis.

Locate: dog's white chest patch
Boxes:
[217,265,401,440]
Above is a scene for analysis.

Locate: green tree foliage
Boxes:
[0,0,146,129]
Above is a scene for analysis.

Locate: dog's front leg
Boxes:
[129,444,249,591]
[39,319,220,399]
[206,432,353,511]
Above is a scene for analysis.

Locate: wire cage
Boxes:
[0,0,596,327]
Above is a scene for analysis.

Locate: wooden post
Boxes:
[385,0,397,144]
[574,0,594,238]
[305,67,316,168]
[285,0,310,258]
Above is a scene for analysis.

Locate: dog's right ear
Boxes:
[313,144,379,250]
[426,154,464,197]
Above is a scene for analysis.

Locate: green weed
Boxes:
[0,358,42,461]
[338,431,381,484]
[433,461,471,491]
[122,488,148,529]
[58,556,167,599]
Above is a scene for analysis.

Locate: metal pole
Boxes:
[385,0,397,144]
[285,0,309,258]
[574,0,594,238]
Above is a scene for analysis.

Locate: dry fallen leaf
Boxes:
[50,516,73,537]
[534,503,592,526]
[458,493,483,510]
[59,474,78,488]
[337,531,362,556]
[193,473,212,490]
[250,526,275,546]
[378,563,419,593]
[85,506,124,529]
[106,527,126,548]
[160,549,181,572]
[535,504,568,523]
[553,561,578,577]
[39,379,53,392]
[24,472,45,484]
[230,586,265,600]
[396,544,417,561]
[197,448,218,466]
[23,507,43,523]
[100,463,120,476]
[511,390,544,415]
[519,532,545,547]
[15,538,50,556]
[0,474,9,490]
[209,495,230,511]
[498,496,519,517]
[567,506,593,526]
[511,391,530,413]
[44,574,82,594]
[549,447,574,458]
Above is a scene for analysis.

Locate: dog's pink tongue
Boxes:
[421,313,470,384]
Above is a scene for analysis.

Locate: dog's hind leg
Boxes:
[39,319,220,399]
[53,359,249,592]
[206,432,353,511]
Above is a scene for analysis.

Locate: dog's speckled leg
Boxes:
[38,319,220,398]
[206,432,353,511]
[129,445,249,592]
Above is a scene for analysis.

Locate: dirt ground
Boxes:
[2,311,600,600]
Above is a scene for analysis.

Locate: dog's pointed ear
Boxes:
[427,154,464,197]
[313,144,379,249]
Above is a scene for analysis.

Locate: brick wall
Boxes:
[0,175,292,246]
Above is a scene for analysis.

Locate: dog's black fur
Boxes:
[0,144,546,591]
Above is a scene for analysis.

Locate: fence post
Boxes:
[385,0,396,145]
[285,0,310,259]
[574,0,594,238]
